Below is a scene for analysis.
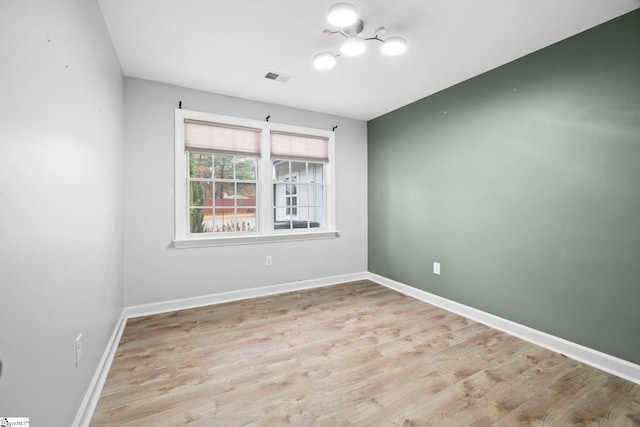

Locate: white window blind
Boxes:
[185,119,261,156]
[270,131,329,162]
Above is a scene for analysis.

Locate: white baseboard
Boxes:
[123,272,368,319]
[367,272,640,385]
[73,314,128,427]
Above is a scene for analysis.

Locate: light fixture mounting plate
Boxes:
[342,19,364,35]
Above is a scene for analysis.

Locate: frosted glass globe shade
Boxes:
[313,52,337,70]
[328,2,358,27]
[381,37,407,55]
[340,36,366,57]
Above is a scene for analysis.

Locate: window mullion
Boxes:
[259,130,273,234]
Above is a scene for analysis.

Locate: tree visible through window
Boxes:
[188,153,257,233]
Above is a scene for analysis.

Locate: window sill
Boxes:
[172,230,340,248]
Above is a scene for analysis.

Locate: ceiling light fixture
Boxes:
[380,36,408,55]
[313,52,337,70]
[340,36,366,56]
[327,2,358,27]
[313,2,407,70]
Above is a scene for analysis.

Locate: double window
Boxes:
[174,110,336,246]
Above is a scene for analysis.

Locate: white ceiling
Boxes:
[98,0,639,121]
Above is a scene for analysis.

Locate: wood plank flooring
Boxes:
[90,280,640,426]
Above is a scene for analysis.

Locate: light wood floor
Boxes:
[91,280,640,426]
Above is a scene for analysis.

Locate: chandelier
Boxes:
[313,2,408,70]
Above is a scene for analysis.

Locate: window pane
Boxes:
[237,183,256,199]
[296,184,307,205]
[273,207,289,226]
[291,161,306,181]
[309,183,323,206]
[272,159,289,181]
[190,182,213,206]
[189,153,213,178]
[215,182,236,203]
[273,183,286,208]
[214,208,235,232]
[310,206,324,225]
[190,208,213,233]
[214,155,235,179]
[308,162,324,183]
[235,157,256,180]
[211,209,257,233]
[237,211,256,232]
[236,184,256,226]
[297,207,309,224]
[286,183,296,196]
[296,207,322,228]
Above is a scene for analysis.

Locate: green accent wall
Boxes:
[368,10,640,364]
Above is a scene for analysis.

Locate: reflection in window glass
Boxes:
[272,160,325,230]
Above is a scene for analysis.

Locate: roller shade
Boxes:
[270,131,329,162]
[185,119,261,156]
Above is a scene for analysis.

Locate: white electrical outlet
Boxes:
[266,255,273,266]
[75,333,83,366]
[433,262,441,275]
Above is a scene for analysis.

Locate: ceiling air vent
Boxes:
[264,71,292,83]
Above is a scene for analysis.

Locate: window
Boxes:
[174,109,336,247]
[271,131,328,231]
[189,153,257,233]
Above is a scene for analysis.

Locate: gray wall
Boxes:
[123,78,368,306]
[0,0,124,425]
[368,10,640,364]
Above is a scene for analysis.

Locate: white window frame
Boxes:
[174,109,337,248]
